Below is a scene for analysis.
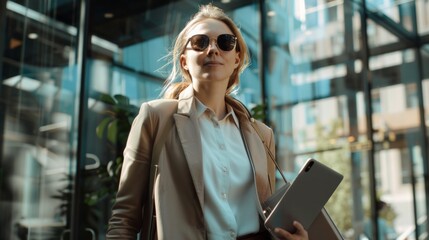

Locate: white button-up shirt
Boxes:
[195,99,259,240]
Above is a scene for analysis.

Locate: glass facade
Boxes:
[1,0,429,239]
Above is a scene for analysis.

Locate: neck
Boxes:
[193,83,227,119]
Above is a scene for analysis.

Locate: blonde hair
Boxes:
[161,3,250,99]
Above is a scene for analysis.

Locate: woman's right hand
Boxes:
[273,221,309,240]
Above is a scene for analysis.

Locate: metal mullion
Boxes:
[359,0,379,239]
[0,0,6,87]
[0,0,7,206]
[343,0,367,236]
[71,0,90,239]
[258,0,269,124]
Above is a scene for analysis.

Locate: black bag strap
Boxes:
[233,97,288,185]
[249,119,288,184]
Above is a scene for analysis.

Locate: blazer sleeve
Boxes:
[106,102,157,239]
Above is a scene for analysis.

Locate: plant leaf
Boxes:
[99,93,116,105]
[251,104,266,121]
[115,162,122,176]
[114,94,130,106]
[107,119,119,144]
[96,117,112,139]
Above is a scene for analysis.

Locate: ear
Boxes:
[180,54,188,70]
[234,51,240,69]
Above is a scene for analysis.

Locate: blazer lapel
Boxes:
[174,114,204,209]
[174,86,204,210]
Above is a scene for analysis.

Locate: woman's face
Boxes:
[180,19,240,88]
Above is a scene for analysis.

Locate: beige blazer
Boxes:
[107,86,276,239]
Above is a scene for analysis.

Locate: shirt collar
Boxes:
[194,98,239,127]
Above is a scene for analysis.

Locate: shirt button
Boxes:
[222,193,227,199]
[222,166,228,173]
[219,144,225,150]
[230,231,236,238]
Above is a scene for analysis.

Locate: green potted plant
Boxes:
[92,93,139,205]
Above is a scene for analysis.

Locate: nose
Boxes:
[207,39,219,53]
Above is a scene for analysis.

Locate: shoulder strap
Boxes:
[250,119,288,184]
[231,98,288,185]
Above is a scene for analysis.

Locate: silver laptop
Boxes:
[262,158,344,240]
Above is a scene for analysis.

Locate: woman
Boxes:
[107,4,308,240]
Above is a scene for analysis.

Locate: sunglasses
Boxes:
[186,34,237,52]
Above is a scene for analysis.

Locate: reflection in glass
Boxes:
[416,0,429,34]
[1,0,80,239]
[369,49,428,239]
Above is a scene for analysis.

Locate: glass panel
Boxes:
[367,19,399,48]
[267,0,429,239]
[367,0,417,33]
[0,0,80,239]
[412,146,428,239]
[369,49,427,239]
[416,0,429,34]
[82,58,164,238]
[266,0,366,238]
[423,47,429,128]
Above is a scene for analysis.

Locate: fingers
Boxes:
[274,221,309,240]
[274,227,293,239]
[293,221,307,236]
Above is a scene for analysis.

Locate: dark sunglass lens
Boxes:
[190,35,209,51]
[218,34,236,51]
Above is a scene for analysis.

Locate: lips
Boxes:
[204,60,222,66]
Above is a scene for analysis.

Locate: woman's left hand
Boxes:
[273,221,309,240]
